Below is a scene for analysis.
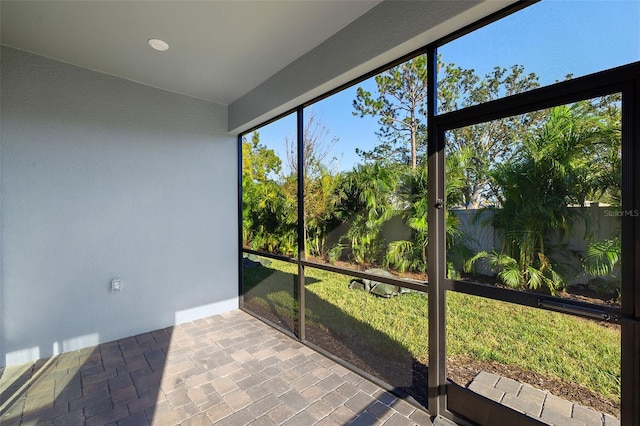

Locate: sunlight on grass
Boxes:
[306,269,428,359]
[243,258,620,404]
[446,292,620,403]
[304,266,430,358]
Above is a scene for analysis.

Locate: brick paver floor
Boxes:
[0,310,431,425]
[468,371,619,426]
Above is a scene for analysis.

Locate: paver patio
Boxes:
[0,310,431,425]
[1,309,616,426]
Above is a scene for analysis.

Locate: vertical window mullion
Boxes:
[238,134,245,308]
[620,80,640,426]
[427,46,447,417]
[297,107,306,341]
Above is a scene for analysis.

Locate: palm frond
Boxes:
[583,237,621,276]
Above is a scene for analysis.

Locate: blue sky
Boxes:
[251,0,639,174]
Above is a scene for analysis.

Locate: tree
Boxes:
[385,165,429,273]
[283,111,342,259]
[242,131,281,184]
[242,131,297,255]
[284,110,338,179]
[580,93,622,205]
[469,101,620,293]
[353,55,428,169]
[440,63,542,208]
[334,163,400,266]
[580,94,622,295]
[384,153,471,277]
[353,57,542,207]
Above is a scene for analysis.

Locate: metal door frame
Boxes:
[427,60,640,426]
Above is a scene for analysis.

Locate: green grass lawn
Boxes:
[243,257,620,404]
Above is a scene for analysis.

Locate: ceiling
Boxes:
[0,0,382,105]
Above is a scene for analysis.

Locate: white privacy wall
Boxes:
[0,47,238,367]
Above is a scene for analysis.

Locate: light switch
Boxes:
[111,279,123,293]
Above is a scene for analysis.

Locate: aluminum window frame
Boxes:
[430,60,640,425]
[238,1,640,423]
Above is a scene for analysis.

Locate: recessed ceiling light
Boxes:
[148,38,169,52]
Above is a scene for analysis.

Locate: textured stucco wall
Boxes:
[0,47,238,367]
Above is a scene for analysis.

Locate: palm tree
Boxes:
[583,236,621,277]
[242,132,298,256]
[385,165,429,273]
[385,152,472,277]
[469,101,618,294]
[302,167,344,259]
[335,163,399,266]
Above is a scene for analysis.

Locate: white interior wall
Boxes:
[0,47,238,367]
